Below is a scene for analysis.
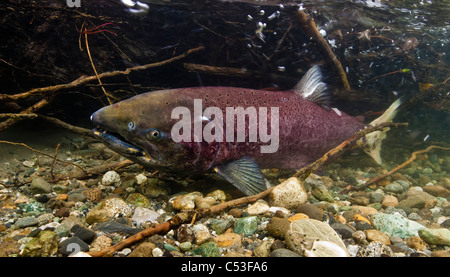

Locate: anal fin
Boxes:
[214,156,269,196]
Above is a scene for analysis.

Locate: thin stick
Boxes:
[38,114,95,138]
[50,143,61,180]
[66,159,134,180]
[292,122,408,180]
[268,22,292,61]
[87,186,274,256]
[0,46,205,102]
[350,145,450,191]
[0,113,38,119]
[293,10,351,91]
[0,46,205,132]
[0,140,87,173]
[183,63,253,78]
[84,29,115,104]
[0,98,49,132]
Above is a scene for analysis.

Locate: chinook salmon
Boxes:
[91,66,401,195]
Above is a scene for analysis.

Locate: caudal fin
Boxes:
[363,98,402,164]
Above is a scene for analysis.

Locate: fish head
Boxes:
[90,90,191,172]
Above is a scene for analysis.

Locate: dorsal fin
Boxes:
[294,65,330,106]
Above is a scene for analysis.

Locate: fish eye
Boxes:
[146,128,163,141]
[128,121,135,131]
[151,129,160,138]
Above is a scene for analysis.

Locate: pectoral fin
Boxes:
[214,156,269,196]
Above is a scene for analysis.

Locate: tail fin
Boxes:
[363,98,402,164]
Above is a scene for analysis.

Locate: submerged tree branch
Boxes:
[293,10,351,91]
[87,187,274,257]
[0,46,205,102]
[292,122,408,180]
[0,140,87,174]
[0,46,205,132]
[349,145,450,191]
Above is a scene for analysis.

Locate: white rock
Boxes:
[102,197,133,217]
[193,223,211,244]
[118,248,132,256]
[285,219,349,257]
[132,207,160,227]
[246,200,270,215]
[347,244,361,257]
[269,177,308,209]
[206,190,226,202]
[304,240,348,257]
[69,251,92,257]
[171,192,203,210]
[268,206,291,215]
[152,247,163,257]
[22,160,35,168]
[135,173,148,185]
[102,171,121,186]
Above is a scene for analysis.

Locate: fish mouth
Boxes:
[91,128,151,162]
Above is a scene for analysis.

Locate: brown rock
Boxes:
[382,195,399,207]
[438,178,450,190]
[267,217,291,239]
[431,249,450,257]
[405,236,428,251]
[288,213,309,222]
[55,194,68,201]
[228,208,242,218]
[82,188,103,202]
[0,238,21,257]
[365,229,390,245]
[128,242,156,257]
[89,235,112,252]
[295,203,323,221]
[54,207,70,218]
[213,233,242,248]
[401,189,437,209]
[422,185,450,198]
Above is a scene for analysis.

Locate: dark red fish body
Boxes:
[91,66,399,195]
[169,87,366,170]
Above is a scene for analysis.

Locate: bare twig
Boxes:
[87,186,274,257]
[0,46,204,102]
[183,63,253,78]
[0,140,87,173]
[0,98,49,132]
[50,143,61,180]
[0,46,205,131]
[67,159,134,180]
[84,28,115,104]
[38,114,95,138]
[0,113,38,119]
[349,145,450,191]
[293,10,350,91]
[292,122,408,180]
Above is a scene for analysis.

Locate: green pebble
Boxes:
[126,193,151,208]
[179,241,192,252]
[312,187,335,202]
[20,230,58,257]
[192,242,220,257]
[164,243,179,252]
[234,216,258,237]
